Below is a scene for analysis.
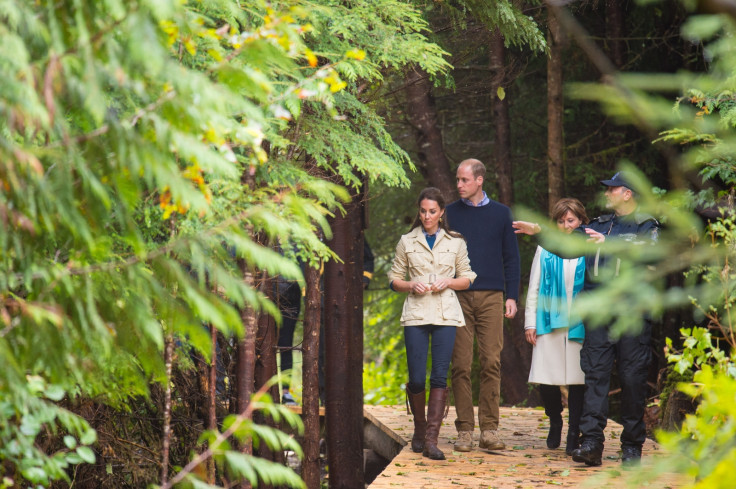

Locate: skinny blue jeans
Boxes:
[404,325,457,394]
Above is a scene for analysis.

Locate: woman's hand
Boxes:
[410,281,430,294]
[512,221,541,235]
[525,329,537,346]
[430,277,450,293]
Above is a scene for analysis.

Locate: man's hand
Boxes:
[585,227,606,243]
[505,298,517,318]
[525,329,536,346]
[512,221,541,235]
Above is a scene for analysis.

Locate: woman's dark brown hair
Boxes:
[410,187,463,238]
[551,197,589,225]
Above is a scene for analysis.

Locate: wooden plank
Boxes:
[364,408,407,461]
[366,405,689,489]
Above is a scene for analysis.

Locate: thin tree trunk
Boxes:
[209,324,217,431]
[605,0,625,69]
[547,9,565,213]
[489,29,513,206]
[207,323,217,483]
[405,66,457,200]
[301,261,322,489]
[237,264,257,489]
[237,269,257,418]
[254,273,277,405]
[324,189,365,488]
[254,272,281,473]
[160,334,174,485]
[500,315,536,405]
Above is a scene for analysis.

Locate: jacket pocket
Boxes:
[405,249,428,277]
[402,295,426,321]
[440,290,463,322]
[437,250,456,277]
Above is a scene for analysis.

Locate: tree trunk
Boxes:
[254,273,282,472]
[323,188,365,488]
[405,65,457,200]
[489,29,513,206]
[500,314,537,406]
[160,334,174,486]
[547,8,565,214]
[207,323,217,483]
[605,0,626,69]
[237,263,257,489]
[301,261,322,489]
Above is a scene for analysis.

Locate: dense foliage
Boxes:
[0,0,450,486]
[8,0,736,486]
[553,6,736,488]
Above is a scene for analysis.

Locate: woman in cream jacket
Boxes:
[388,187,476,461]
[524,198,588,455]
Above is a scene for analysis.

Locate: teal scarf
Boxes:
[536,248,585,343]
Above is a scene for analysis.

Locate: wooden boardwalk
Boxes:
[365,405,688,489]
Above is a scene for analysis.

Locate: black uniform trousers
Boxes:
[579,320,651,448]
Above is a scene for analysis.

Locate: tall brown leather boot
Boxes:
[423,387,449,460]
[406,387,426,453]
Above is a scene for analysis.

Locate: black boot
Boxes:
[405,386,426,453]
[539,385,563,449]
[565,385,584,456]
[621,444,642,466]
[423,387,449,460]
[565,430,580,456]
[572,439,603,466]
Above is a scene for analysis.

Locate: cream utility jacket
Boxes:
[388,227,476,327]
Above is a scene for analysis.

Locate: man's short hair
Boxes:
[460,158,486,179]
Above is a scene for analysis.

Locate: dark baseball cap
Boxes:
[600,171,632,189]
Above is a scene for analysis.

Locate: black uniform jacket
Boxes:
[582,211,659,291]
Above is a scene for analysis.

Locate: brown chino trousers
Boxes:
[451,290,504,432]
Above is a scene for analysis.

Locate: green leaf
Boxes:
[76,446,96,464]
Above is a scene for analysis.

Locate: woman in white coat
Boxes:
[388,187,476,460]
[524,198,589,455]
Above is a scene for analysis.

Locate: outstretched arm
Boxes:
[512,220,541,235]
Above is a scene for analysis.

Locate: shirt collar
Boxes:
[422,228,440,238]
[461,191,490,207]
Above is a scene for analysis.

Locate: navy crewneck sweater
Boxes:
[446,200,521,300]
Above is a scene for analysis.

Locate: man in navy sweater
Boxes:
[447,158,521,452]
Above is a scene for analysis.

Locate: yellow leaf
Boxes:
[207,49,222,62]
[497,86,506,100]
[305,48,318,67]
[184,38,196,56]
[346,49,366,61]
[329,78,347,93]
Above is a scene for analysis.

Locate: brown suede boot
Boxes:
[406,387,426,453]
[423,387,449,460]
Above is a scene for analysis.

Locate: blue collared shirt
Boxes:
[461,191,490,207]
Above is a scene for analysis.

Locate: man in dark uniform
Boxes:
[572,171,660,467]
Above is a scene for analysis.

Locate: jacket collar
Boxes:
[409,226,447,251]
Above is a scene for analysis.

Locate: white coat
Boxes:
[524,246,585,385]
